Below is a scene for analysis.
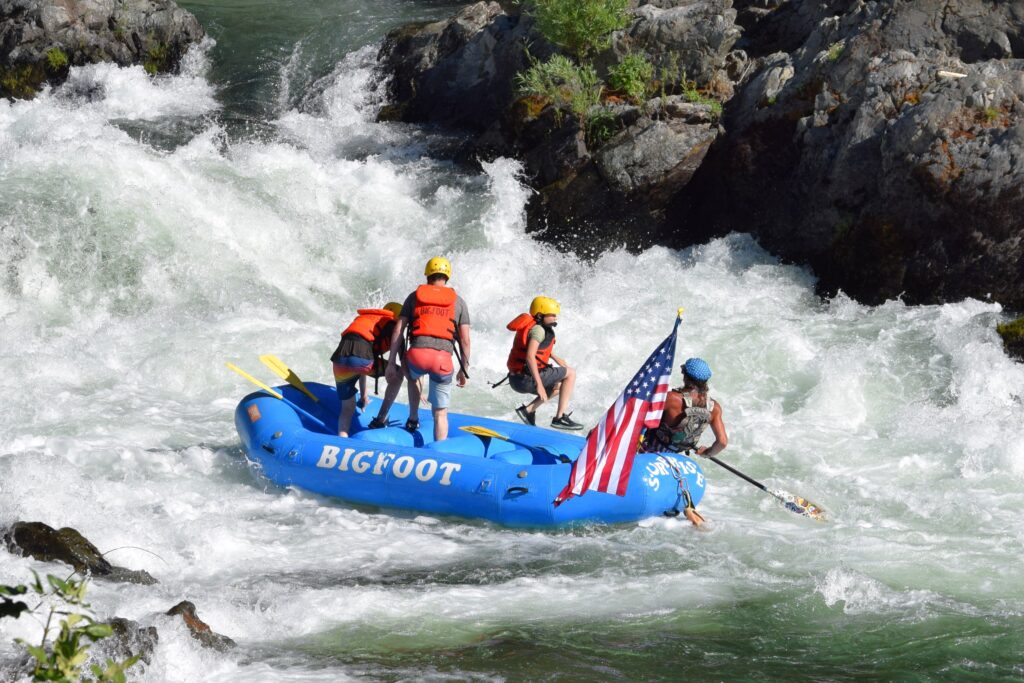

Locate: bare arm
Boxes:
[387,317,407,368]
[525,338,547,402]
[697,402,728,458]
[457,323,471,386]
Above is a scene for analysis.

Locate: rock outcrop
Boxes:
[377,0,741,251]
[0,0,204,99]
[690,0,1024,307]
[376,0,1024,309]
[3,521,158,585]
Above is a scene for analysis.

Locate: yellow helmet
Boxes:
[424,256,452,279]
[530,296,560,317]
[383,301,403,317]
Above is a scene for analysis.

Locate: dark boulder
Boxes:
[166,600,235,651]
[684,0,1024,307]
[3,521,158,585]
[1,0,204,99]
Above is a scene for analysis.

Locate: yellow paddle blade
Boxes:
[677,307,685,319]
[460,425,509,440]
[226,363,283,399]
[259,354,319,402]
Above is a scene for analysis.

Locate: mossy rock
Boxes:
[997,316,1024,361]
[0,62,47,99]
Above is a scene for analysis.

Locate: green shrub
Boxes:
[585,107,619,148]
[525,0,630,59]
[46,47,69,71]
[2,572,139,682]
[608,52,653,103]
[827,41,844,61]
[516,54,603,124]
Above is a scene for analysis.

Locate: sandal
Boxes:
[404,417,419,432]
[368,416,388,429]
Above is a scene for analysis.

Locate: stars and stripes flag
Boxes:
[554,315,680,506]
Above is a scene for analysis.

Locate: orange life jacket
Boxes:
[506,313,555,373]
[342,308,396,355]
[411,285,457,341]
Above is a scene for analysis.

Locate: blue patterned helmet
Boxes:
[683,357,712,381]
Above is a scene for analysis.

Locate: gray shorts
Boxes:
[509,366,567,396]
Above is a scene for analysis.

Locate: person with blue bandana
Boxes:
[641,357,729,459]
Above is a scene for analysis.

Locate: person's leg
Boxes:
[338,397,355,437]
[433,406,448,441]
[374,366,405,423]
[405,366,422,427]
[334,375,359,436]
[555,366,576,418]
[427,370,453,441]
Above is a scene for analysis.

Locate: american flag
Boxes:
[554,316,680,506]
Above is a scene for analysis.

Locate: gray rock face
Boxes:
[377,0,738,249]
[597,102,718,198]
[377,1,543,131]
[1,0,204,99]
[606,0,741,92]
[688,0,1024,306]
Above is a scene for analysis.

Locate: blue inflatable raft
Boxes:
[234,382,706,527]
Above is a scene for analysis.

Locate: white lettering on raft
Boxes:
[316,445,462,486]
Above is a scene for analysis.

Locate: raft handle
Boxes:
[261,443,276,454]
[506,486,529,495]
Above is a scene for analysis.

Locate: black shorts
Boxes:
[509,366,567,395]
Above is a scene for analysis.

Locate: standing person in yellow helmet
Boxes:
[385,256,471,442]
[504,296,582,430]
[331,301,405,437]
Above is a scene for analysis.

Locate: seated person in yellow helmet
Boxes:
[385,256,471,442]
[331,301,404,437]
[505,296,582,430]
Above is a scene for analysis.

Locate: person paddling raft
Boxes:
[330,302,404,437]
[500,296,583,430]
[385,256,471,442]
[641,357,728,459]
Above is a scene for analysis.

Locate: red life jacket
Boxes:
[506,313,555,373]
[411,285,457,341]
[342,308,396,355]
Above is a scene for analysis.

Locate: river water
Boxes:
[2,1,1023,680]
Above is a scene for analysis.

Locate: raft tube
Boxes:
[234,382,706,528]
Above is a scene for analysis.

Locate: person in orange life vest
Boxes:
[384,256,471,442]
[507,296,583,431]
[330,302,404,437]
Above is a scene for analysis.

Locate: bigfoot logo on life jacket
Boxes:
[410,285,457,340]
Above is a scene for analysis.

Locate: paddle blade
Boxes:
[769,488,827,521]
[259,354,319,402]
[459,425,508,440]
[225,363,283,399]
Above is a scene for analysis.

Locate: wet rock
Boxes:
[684,0,1024,307]
[102,617,159,665]
[166,601,235,651]
[997,317,1024,361]
[376,1,543,131]
[0,0,205,99]
[3,521,158,585]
